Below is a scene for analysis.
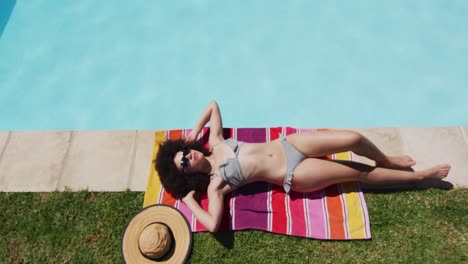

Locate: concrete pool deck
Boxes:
[0,127,466,192]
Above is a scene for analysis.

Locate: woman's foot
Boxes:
[377,155,416,169]
[417,164,451,180]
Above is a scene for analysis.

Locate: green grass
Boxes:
[1,189,466,263]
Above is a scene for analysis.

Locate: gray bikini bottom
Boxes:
[279,133,306,193]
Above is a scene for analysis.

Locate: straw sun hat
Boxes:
[121,204,192,263]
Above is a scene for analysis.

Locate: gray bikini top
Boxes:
[217,139,245,187]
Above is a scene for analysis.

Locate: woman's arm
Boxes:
[187,100,224,143]
[182,186,224,232]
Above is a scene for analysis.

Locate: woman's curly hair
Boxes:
[155,139,212,199]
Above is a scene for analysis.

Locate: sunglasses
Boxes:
[180,146,191,172]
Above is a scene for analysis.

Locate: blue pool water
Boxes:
[1,0,467,130]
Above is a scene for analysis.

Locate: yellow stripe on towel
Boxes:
[336,151,367,239]
[342,182,366,239]
[334,151,351,160]
[143,131,166,207]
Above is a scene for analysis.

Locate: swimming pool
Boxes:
[1,0,467,130]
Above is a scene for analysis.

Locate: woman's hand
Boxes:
[182,190,196,204]
[180,187,223,232]
[185,131,197,142]
[189,100,224,144]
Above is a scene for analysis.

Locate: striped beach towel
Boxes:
[144,127,371,240]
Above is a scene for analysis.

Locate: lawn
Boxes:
[1,189,466,263]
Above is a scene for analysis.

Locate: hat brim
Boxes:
[121,204,192,264]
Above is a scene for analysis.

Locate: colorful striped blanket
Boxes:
[144,127,371,240]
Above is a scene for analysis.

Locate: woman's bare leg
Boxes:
[287,130,416,169]
[291,158,451,193]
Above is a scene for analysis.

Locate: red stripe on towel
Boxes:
[285,126,298,135]
[271,185,287,234]
[269,127,282,140]
[195,192,209,232]
[289,191,307,237]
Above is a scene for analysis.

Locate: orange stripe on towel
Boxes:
[324,185,346,239]
[168,129,184,140]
